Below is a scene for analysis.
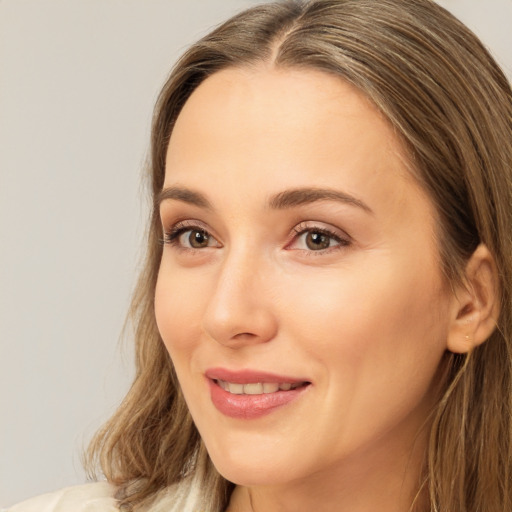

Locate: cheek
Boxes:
[154,262,206,361]
[282,265,448,453]
[284,258,449,402]
[292,246,447,343]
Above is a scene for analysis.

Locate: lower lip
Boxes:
[208,379,310,419]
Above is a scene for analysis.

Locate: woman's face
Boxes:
[155,67,453,488]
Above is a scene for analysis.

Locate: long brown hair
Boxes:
[87,1,512,510]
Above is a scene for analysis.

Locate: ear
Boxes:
[447,244,501,354]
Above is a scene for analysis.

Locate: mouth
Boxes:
[205,368,311,419]
[215,379,306,395]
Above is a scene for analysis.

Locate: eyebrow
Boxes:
[156,186,213,211]
[156,185,373,214]
[268,187,373,214]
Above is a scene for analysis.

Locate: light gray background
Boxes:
[1,0,511,507]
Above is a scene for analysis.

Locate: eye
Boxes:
[163,222,221,250]
[306,231,333,250]
[289,224,350,252]
[179,229,213,248]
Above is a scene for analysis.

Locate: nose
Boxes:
[202,249,278,348]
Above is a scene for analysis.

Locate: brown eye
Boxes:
[183,229,210,248]
[164,223,221,250]
[305,231,331,250]
[287,225,348,253]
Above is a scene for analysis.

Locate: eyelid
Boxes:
[163,218,209,232]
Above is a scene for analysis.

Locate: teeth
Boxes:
[263,382,279,394]
[217,379,303,395]
[228,383,244,395]
[244,383,263,395]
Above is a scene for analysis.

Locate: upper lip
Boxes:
[205,367,310,385]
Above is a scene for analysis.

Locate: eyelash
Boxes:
[161,221,351,254]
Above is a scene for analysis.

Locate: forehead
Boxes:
[164,66,426,212]
[168,66,402,167]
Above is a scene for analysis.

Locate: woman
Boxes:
[9,0,512,511]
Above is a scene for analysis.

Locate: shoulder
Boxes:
[4,482,118,512]
[149,476,203,512]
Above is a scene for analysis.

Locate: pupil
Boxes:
[306,231,329,250]
[190,230,208,248]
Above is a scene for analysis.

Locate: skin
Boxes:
[155,66,459,512]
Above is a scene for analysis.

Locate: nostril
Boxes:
[233,332,257,339]
[203,305,278,347]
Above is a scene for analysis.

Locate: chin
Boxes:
[212,459,290,487]
[203,435,311,487]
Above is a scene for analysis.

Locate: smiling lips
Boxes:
[206,368,310,419]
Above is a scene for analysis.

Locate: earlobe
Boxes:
[446,244,500,354]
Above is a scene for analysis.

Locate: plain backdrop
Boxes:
[1,0,511,507]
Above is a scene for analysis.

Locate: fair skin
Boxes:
[154,66,496,512]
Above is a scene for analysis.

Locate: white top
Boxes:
[4,478,203,512]
[4,483,118,512]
